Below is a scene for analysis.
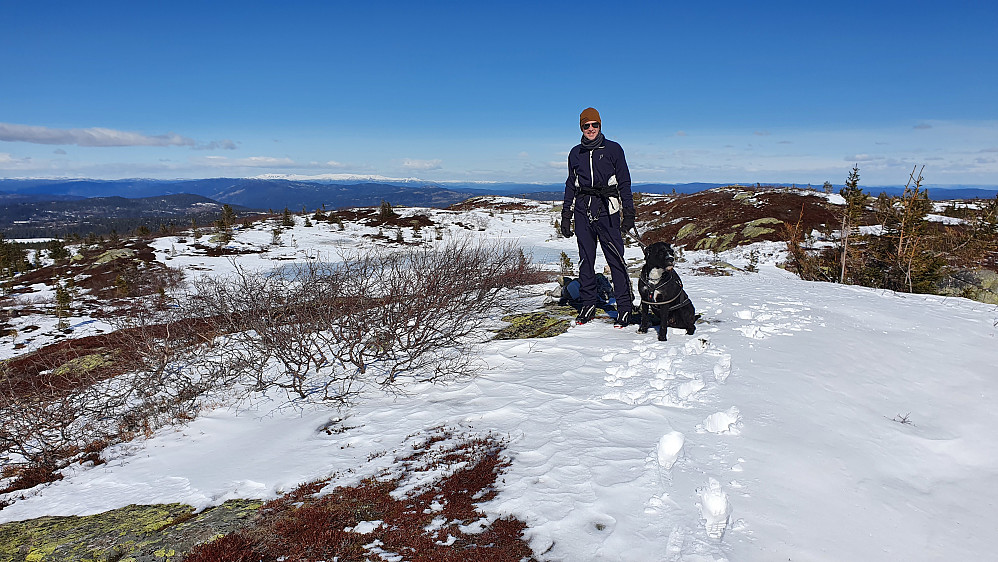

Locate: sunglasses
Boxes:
[582,122,600,130]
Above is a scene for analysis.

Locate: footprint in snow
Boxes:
[699,407,741,434]
[697,477,731,539]
[713,354,732,383]
[657,431,685,470]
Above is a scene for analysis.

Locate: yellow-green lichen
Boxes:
[495,311,571,340]
[739,218,782,240]
[0,500,265,562]
[53,353,112,378]
[695,233,738,252]
[93,249,135,265]
[733,192,753,201]
[675,222,701,240]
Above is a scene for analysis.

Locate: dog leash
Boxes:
[628,225,648,249]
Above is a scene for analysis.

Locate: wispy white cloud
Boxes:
[191,156,352,170]
[194,139,238,151]
[0,122,195,147]
[754,130,771,136]
[914,123,932,130]
[675,131,688,137]
[196,155,296,167]
[53,148,67,155]
[401,158,442,171]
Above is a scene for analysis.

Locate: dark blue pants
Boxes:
[574,196,634,314]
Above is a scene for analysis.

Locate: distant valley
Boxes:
[2,177,996,239]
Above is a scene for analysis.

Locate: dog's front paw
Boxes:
[658,330,668,342]
[687,326,696,335]
[637,325,648,334]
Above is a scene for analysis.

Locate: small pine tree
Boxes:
[0,234,29,278]
[379,200,395,222]
[46,239,71,262]
[304,217,313,228]
[867,166,941,293]
[559,251,573,276]
[115,274,129,298]
[221,204,236,228]
[839,165,866,283]
[55,281,72,331]
[282,207,295,227]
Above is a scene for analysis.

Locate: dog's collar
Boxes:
[644,268,681,293]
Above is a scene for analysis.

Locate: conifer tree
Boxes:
[839,165,866,283]
[221,204,236,229]
[55,280,72,330]
[867,166,942,293]
[379,200,395,222]
[0,234,29,278]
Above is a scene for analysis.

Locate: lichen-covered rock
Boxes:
[494,310,571,340]
[740,217,782,240]
[938,268,998,304]
[0,499,263,562]
[52,353,113,378]
[92,249,135,265]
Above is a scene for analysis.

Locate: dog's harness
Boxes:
[642,270,691,311]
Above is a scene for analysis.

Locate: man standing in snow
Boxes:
[562,107,636,326]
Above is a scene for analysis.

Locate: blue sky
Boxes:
[2,0,996,186]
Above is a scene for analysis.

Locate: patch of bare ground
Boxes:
[185,426,535,562]
[448,197,541,213]
[331,208,436,230]
[635,186,840,251]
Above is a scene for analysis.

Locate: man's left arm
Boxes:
[613,143,635,232]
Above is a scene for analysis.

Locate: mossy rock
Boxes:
[937,268,998,305]
[0,499,263,562]
[53,353,112,378]
[93,249,135,265]
[494,311,571,340]
[694,233,738,252]
[675,222,701,240]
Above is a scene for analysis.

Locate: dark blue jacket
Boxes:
[563,136,634,216]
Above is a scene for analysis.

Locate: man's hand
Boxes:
[620,209,635,234]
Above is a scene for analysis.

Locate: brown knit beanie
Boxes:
[580,107,601,129]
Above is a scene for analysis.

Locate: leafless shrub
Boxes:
[0,238,543,497]
[0,307,224,486]
[187,238,543,404]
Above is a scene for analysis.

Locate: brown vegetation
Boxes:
[185,427,535,562]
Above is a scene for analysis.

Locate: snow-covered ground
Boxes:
[3,199,997,561]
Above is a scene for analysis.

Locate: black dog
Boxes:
[637,242,697,341]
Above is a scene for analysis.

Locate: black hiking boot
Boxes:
[575,305,597,325]
[614,310,632,328]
